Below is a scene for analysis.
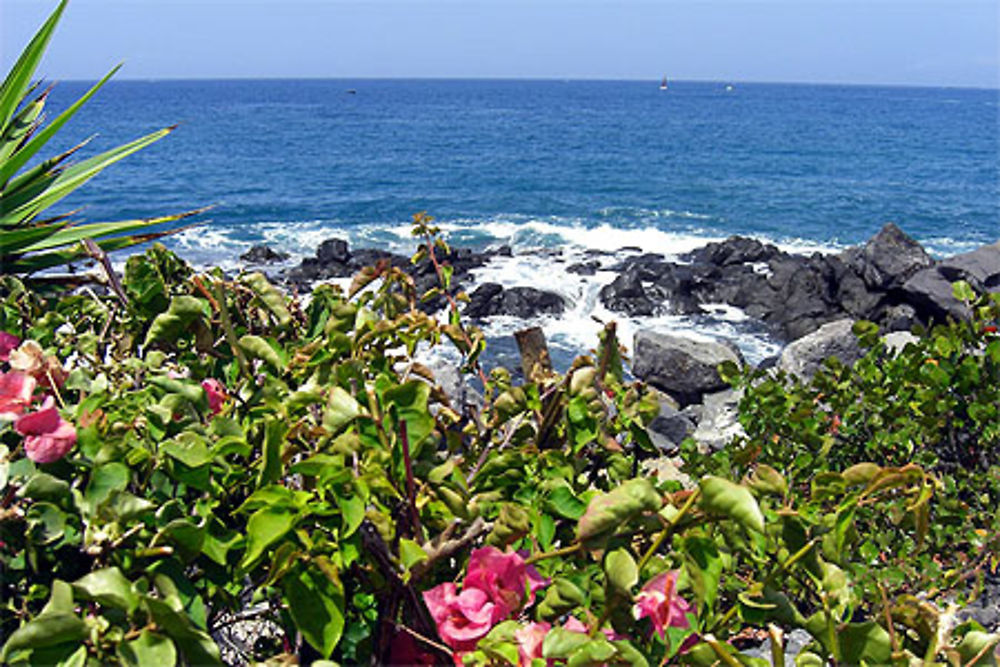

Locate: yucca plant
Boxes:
[0,0,199,277]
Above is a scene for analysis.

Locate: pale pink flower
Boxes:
[9,341,66,388]
[463,546,548,622]
[423,582,497,660]
[0,332,20,362]
[0,371,36,421]
[15,397,76,464]
[633,570,693,641]
[201,379,228,415]
[514,621,550,667]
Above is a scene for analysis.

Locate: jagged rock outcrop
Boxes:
[464,283,565,319]
[777,319,865,380]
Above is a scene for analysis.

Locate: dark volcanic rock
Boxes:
[841,222,934,291]
[684,236,781,266]
[567,260,600,275]
[901,241,1000,323]
[240,245,289,264]
[465,283,565,319]
[317,238,350,265]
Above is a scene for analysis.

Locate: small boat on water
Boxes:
[659,76,668,91]
[725,84,734,92]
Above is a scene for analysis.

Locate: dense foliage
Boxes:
[0,227,997,665]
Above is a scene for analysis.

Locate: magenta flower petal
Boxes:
[15,404,61,435]
[514,621,550,667]
[0,371,36,420]
[0,332,20,362]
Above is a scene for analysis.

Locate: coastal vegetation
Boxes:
[1,2,999,666]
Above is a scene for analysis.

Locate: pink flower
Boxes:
[201,379,228,415]
[423,582,498,660]
[0,332,20,361]
[463,547,548,622]
[562,616,589,634]
[0,371,36,421]
[514,621,550,667]
[633,570,693,641]
[15,397,76,464]
[8,341,66,388]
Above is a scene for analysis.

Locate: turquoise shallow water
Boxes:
[37,78,1000,365]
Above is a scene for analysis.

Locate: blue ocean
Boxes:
[43,79,1000,362]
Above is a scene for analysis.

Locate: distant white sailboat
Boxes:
[660,76,668,90]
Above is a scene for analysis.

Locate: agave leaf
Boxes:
[0,0,67,132]
[0,221,69,254]
[1,126,174,224]
[18,214,191,253]
[0,142,88,221]
[7,219,203,274]
[0,91,46,165]
[0,67,120,186]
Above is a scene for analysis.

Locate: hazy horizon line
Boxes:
[44,74,1000,92]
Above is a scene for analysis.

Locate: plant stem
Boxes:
[399,419,424,542]
[637,488,701,574]
[210,278,249,379]
[525,542,581,565]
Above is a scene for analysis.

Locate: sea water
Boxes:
[39,79,1000,364]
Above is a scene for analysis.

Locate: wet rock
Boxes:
[240,245,289,264]
[632,331,744,407]
[901,241,1000,324]
[316,238,350,265]
[464,283,565,319]
[777,319,864,380]
[684,236,781,267]
[567,260,600,275]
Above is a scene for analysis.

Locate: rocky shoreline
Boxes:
[244,222,999,346]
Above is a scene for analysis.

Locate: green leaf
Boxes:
[143,596,221,665]
[0,613,87,662]
[545,484,588,520]
[698,476,764,533]
[683,536,722,613]
[385,380,434,454]
[838,621,892,665]
[399,538,428,571]
[324,387,360,432]
[605,547,639,594]
[577,478,662,547]
[337,493,365,538]
[161,433,213,468]
[72,567,138,613]
[152,519,206,562]
[567,638,618,667]
[542,627,592,659]
[0,0,66,131]
[84,462,130,511]
[241,506,296,569]
[538,578,587,621]
[258,418,287,488]
[282,565,346,659]
[117,630,177,667]
[18,471,70,502]
[242,272,292,327]
[746,464,787,496]
[238,334,284,371]
[144,296,209,347]
[954,630,999,667]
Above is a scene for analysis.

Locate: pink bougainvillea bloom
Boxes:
[0,371,36,421]
[562,616,589,634]
[201,379,228,415]
[514,621,550,667]
[0,332,20,362]
[423,582,497,660]
[633,570,693,641]
[15,398,77,464]
[463,546,548,622]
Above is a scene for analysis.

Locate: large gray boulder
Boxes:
[691,389,744,452]
[777,318,864,380]
[632,331,744,406]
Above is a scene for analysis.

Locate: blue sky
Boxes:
[2,1,998,87]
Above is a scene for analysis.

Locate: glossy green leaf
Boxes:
[117,630,177,667]
[282,565,346,659]
[605,547,639,594]
[238,334,283,371]
[698,476,764,533]
[577,478,662,547]
[72,567,138,613]
[241,506,296,569]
